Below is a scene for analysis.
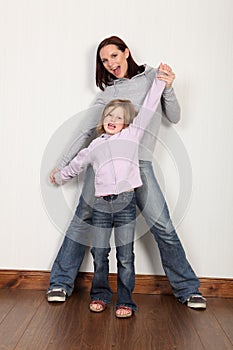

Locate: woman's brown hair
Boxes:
[96,99,137,135]
[96,36,144,91]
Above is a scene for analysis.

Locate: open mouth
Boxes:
[107,123,116,130]
[112,66,121,77]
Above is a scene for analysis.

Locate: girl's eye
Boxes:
[112,54,117,58]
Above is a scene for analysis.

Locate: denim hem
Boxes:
[178,291,202,304]
[91,298,111,305]
[48,285,72,297]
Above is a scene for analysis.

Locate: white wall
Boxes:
[0,0,232,278]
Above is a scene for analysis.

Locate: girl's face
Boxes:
[103,106,125,135]
[99,44,129,79]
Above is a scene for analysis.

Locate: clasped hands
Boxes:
[157,63,175,89]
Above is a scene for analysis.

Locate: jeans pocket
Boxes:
[122,191,136,204]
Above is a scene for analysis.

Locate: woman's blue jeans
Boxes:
[49,161,200,303]
[90,192,137,311]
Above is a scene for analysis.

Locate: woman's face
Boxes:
[99,44,129,79]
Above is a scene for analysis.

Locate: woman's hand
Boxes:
[157,63,175,89]
[50,168,59,184]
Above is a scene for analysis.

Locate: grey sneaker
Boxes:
[186,295,206,309]
[47,288,67,302]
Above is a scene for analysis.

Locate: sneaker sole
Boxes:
[47,296,66,302]
[187,302,206,309]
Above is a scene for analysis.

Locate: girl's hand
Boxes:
[157,63,175,89]
[50,168,59,184]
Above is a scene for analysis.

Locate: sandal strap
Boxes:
[90,300,106,308]
[117,306,132,311]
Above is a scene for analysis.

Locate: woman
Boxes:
[47,36,206,310]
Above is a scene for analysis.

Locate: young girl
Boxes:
[53,76,165,318]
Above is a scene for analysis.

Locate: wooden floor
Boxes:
[0,289,232,350]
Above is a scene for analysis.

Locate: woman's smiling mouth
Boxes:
[112,66,121,77]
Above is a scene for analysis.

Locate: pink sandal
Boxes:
[116,306,133,318]
[89,300,106,313]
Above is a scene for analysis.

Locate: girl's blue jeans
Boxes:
[90,191,137,311]
[49,161,200,304]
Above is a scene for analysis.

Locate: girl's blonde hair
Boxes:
[97,99,137,135]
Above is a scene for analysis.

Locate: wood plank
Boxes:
[14,295,67,350]
[114,294,176,350]
[77,294,116,350]
[0,290,18,324]
[0,290,44,350]
[0,270,233,298]
[46,291,115,350]
[208,298,233,343]
[188,299,233,350]
[159,295,205,350]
